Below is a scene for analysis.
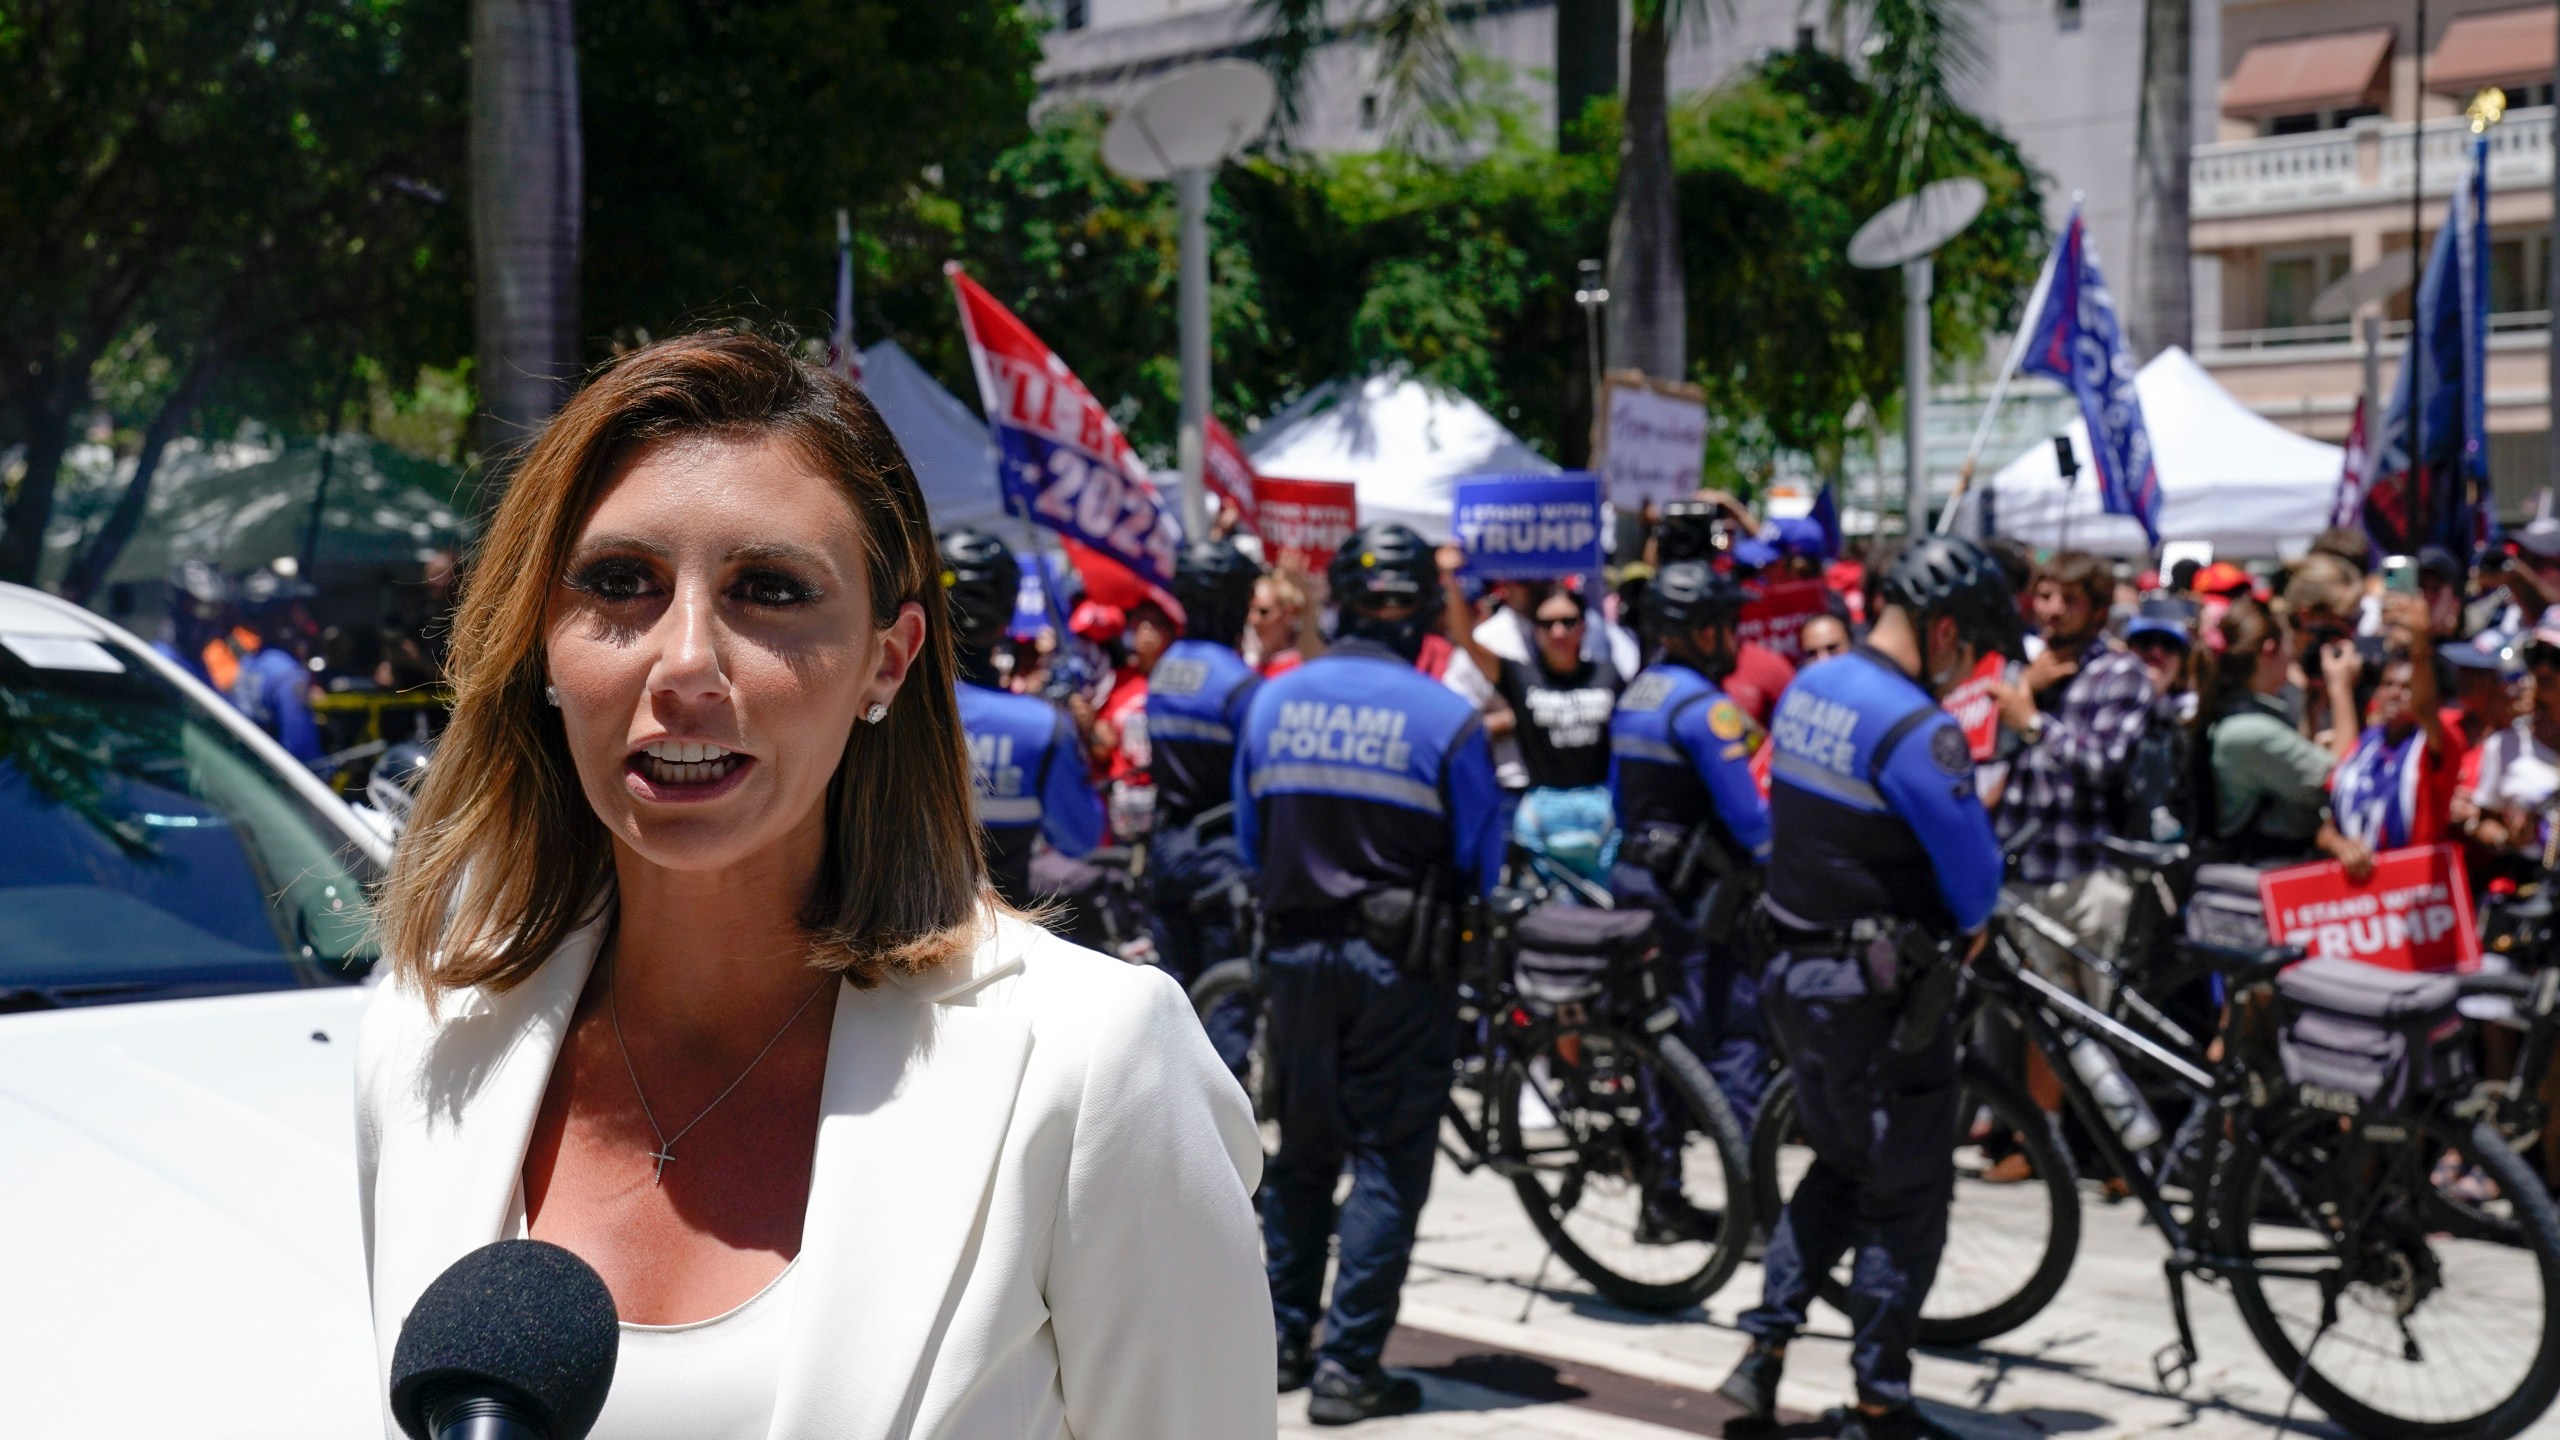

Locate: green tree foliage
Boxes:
[872,49,2040,481]
[0,1,471,585]
[578,0,1042,351]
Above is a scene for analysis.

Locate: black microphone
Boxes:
[390,1240,620,1440]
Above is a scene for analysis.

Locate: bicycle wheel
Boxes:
[1488,1022,1751,1311]
[2222,1108,2560,1440]
[1187,958,1274,1135]
[1751,1068,2081,1345]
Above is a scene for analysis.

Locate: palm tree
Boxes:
[471,0,583,471]
[1606,0,1692,380]
[2129,0,2191,358]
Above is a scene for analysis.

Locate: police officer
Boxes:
[937,528,1104,906]
[1609,561,1774,1146]
[1714,537,2018,1440]
[233,566,323,766]
[1236,522,1504,1425]
[1146,538,1265,983]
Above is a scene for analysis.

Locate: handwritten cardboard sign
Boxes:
[1594,371,1706,511]
[2258,844,2480,974]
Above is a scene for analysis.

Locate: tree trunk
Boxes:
[1606,4,1684,382]
[471,0,583,477]
[0,376,80,586]
[2129,0,2192,358]
[62,356,221,605]
[1554,0,1619,154]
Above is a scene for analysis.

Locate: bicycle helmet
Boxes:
[366,739,434,825]
[1171,539,1261,649]
[1327,523,1437,657]
[1879,535,2028,661]
[168,560,232,614]
[236,565,317,614]
[936,527,1022,654]
[1641,560,1750,641]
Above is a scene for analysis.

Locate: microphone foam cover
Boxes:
[390,1239,620,1440]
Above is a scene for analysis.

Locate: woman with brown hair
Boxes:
[356,331,1271,1439]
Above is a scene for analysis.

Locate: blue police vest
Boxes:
[1762,645,2002,934]
[1608,663,1773,863]
[957,681,1103,901]
[1144,638,1261,829]
[1234,639,1505,916]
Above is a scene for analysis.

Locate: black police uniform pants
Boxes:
[1148,824,1256,1078]
[1260,934,1457,1374]
[1610,862,1770,1131]
[1740,949,1960,1410]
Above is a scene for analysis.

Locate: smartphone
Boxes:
[2382,555,2419,594]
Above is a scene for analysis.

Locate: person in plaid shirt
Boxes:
[1991,551,2157,1008]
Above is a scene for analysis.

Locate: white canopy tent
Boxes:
[1242,373,1556,540]
[1949,346,2346,558]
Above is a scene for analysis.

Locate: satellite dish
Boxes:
[1101,61,1278,181]
[2311,251,2416,322]
[1848,178,1989,270]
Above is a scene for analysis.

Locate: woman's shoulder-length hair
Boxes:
[375,329,992,999]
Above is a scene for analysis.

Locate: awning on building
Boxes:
[2222,27,2393,119]
[2428,6,2558,97]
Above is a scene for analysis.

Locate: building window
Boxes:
[1360,93,1379,131]
[2491,232,2550,316]
[2262,245,2351,331]
[2056,0,2081,32]
[1053,0,1086,31]
[2510,82,2557,111]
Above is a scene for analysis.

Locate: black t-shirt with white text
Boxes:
[1495,653,1623,790]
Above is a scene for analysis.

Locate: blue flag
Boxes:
[2369,135,2492,555]
[1810,482,1842,561]
[2018,204,2162,546]
[1451,474,1607,579]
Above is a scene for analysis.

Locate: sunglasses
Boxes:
[1536,615,1584,631]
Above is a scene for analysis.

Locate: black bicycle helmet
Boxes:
[1641,560,1749,641]
[168,560,232,613]
[937,527,1022,654]
[1171,539,1261,649]
[1879,535,2028,661]
[1327,522,1436,656]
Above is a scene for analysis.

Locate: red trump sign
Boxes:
[2258,845,2479,974]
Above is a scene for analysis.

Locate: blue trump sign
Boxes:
[1451,474,1606,580]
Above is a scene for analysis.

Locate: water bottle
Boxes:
[2069,1035,2162,1151]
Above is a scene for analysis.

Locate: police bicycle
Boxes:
[1758,840,2560,1439]
[1190,874,1758,1312]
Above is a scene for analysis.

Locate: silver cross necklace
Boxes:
[609,959,834,1184]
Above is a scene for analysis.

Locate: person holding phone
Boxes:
[2321,589,2466,880]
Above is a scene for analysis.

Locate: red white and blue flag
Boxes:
[947,264,1184,589]
[2019,203,2161,546]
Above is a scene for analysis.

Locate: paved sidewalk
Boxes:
[1275,1155,2560,1438]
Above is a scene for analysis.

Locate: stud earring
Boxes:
[544,685,560,707]
[864,702,889,724]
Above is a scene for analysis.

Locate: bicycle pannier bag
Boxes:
[1512,905,1659,1010]
[2186,863,2273,951]
[2272,958,2471,1110]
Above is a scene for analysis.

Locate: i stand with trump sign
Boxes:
[2258,845,2480,974]
[1451,474,1605,579]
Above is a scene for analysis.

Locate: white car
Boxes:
[0,582,387,1436]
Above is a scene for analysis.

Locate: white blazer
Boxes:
[355,909,1276,1439]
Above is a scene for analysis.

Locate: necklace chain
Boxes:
[609,959,832,1185]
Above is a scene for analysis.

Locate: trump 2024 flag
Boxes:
[947,264,1183,588]
[2020,204,2161,546]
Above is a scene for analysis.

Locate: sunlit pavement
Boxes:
[1276,1153,2560,1438]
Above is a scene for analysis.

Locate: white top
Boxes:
[597,1266,797,1440]
[2474,721,2560,813]
[506,1186,795,1440]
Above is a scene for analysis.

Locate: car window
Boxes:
[0,632,379,1006]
